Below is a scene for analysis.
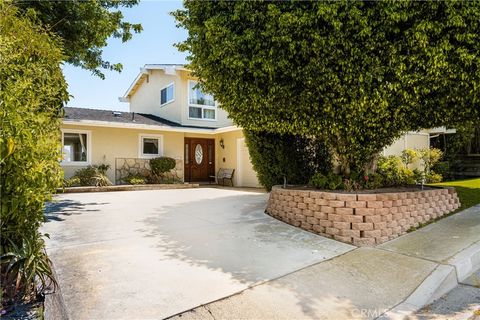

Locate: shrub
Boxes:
[244,130,332,191]
[419,148,443,174]
[432,161,452,181]
[0,4,68,303]
[309,172,343,190]
[150,157,176,177]
[401,149,419,168]
[125,175,147,185]
[71,165,112,187]
[426,171,443,183]
[64,176,81,187]
[376,156,416,187]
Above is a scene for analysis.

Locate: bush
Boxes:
[0,4,68,303]
[432,161,452,181]
[426,171,443,183]
[376,156,416,187]
[309,172,343,190]
[419,148,443,174]
[64,176,81,187]
[150,157,176,176]
[125,175,147,185]
[244,130,332,191]
[71,165,112,187]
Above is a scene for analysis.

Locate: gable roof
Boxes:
[62,107,240,134]
[119,64,189,102]
[63,107,182,127]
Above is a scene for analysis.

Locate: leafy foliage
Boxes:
[244,130,331,191]
[15,1,142,79]
[175,1,480,174]
[71,165,112,187]
[150,157,176,176]
[309,172,343,190]
[0,4,67,302]
[125,175,147,185]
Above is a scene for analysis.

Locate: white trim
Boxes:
[187,80,217,121]
[160,82,175,107]
[60,129,92,166]
[236,138,245,187]
[62,119,242,134]
[138,133,164,159]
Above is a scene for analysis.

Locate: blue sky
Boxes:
[62,1,187,111]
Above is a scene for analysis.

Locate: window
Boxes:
[139,134,163,158]
[61,130,91,165]
[160,83,174,106]
[188,80,216,120]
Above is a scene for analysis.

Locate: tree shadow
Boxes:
[44,199,108,222]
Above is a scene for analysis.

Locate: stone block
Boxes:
[343,215,364,223]
[374,222,387,230]
[336,194,357,201]
[365,215,381,223]
[319,220,333,227]
[329,200,345,208]
[333,221,350,230]
[357,194,377,201]
[328,213,343,222]
[364,230,381,238]
[314,211,328,220]
[352,222,374,231]
[345,201,367,208]
[367,201,383,208]
[315,198,329,206]
[340,229,360,238]
[355,208,376,216]
[321,206,335,214]
[334,235,352,243]
[306,217,318,225]
[322,193,336,200]
[326,227,340,236]
[353,237,376,246]
[336,207,354,215]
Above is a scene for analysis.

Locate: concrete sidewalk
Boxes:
[171,205,480,320]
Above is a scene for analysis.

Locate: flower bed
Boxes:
[266,186,460,246]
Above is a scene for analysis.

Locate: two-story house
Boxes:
[60,64,432,186]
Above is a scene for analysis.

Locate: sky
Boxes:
[62,1,187,111]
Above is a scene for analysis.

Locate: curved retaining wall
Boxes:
[266,186,460,246]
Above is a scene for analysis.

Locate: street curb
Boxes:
[380,240,480,319]
[44,260,69,320]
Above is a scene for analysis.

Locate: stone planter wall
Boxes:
[266,186,460,246]
[115,158,183,184]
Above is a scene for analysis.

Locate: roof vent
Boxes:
[112,111,122,117]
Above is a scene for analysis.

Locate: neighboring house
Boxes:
[60,64,433,186]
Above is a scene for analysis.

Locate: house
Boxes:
[60,64,431,186]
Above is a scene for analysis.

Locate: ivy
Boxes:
[174,1,480,175]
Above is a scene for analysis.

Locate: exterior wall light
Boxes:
[220,138,225,149]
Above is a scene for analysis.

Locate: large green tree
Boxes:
[1,4,69,300]
[15,0,142,78]
[174,1,480,175]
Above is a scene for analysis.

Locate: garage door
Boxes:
[236,138,260,187]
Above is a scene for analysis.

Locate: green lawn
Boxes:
[430,178,480,211]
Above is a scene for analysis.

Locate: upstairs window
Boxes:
[160,83,174,106]
[188,80,216,120]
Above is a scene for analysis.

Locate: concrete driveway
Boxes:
[43,188,354,320]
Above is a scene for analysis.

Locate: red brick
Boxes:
[352,222,374,231]
[336,207,354,215]
[355,208,376,216]
[367,201,383,208]
[329,200,345,208]
[345,201,367,208]
[357,194,377,201]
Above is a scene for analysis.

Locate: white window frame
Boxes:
[61,129,92,166]
[160,82,175,107]
[187,80,217,121]
[138,134,164,159]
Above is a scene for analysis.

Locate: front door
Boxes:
[184,138,215,182]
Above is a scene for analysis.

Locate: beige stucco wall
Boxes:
[61,124,185,183]
[128,69,233,128]
[384,132,430,156]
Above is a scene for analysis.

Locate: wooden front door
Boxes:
[184,138,215,182]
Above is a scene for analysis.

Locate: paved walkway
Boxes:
[172,205,480,320]
[43,188,353,320]
[43,189,480,320]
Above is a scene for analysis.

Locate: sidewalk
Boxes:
[170,205,480,320]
